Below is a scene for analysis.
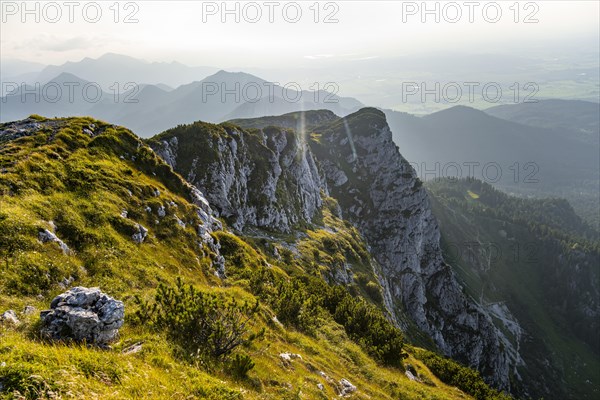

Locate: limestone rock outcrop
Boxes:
[40,287,124,346]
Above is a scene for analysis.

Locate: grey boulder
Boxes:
[40,287,124,346]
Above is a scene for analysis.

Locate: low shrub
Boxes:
[415,349,512,400]
[365,280,383,304]
[227,353,255,379]
[330,294,404,367]
[135,278,262,363]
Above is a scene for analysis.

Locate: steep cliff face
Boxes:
[150,123,325,233]
[149,109,518,392]
[307,109,514,390]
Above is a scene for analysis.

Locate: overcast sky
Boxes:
[1,1,599,68]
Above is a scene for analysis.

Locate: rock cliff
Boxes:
[151,122,325,233]
[149,108,519,391]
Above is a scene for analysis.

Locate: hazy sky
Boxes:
[1,0,599,68]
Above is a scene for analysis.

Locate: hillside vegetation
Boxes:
[0,116,509,399]
[427,178,600,399]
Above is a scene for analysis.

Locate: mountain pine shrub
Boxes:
[135,277,263,363]
[415,349,512,400]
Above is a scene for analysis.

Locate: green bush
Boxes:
[135,278,262,362]
[273,279,322,334]
[218,232,405,367]
[227,353,255,379]
[415,349,512,400]
[330,295,404,367]
[279,247,294,265]
[365,281,383,304]
[245,265,404,367]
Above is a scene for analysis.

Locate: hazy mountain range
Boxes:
[1,54,598,224]
[1,53,217,92]
[3,52,598,111]
[486,99,600,146]
[384,102,600,227]
[1,69,363,136]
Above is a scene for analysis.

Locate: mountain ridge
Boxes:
[0,114,511,399]
[1,70,364,137]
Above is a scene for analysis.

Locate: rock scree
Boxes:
[40,287,124,347]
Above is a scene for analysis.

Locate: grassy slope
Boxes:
[0,116,477,400]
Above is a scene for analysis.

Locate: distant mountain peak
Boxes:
[44,72,90,84]
[430,104,484,116]
[423,105,494,124]
[203,69,265,83]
